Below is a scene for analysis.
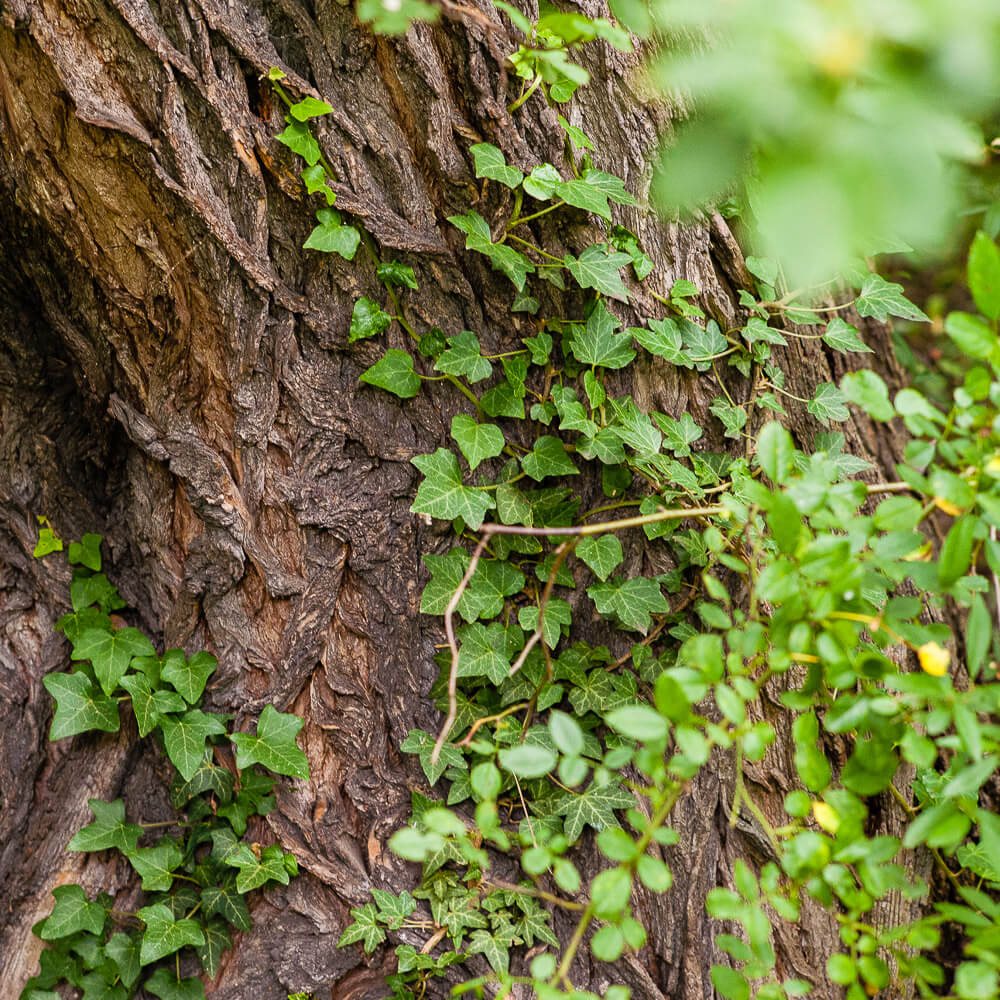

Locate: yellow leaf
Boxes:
[917,642,950,677]
[933,497,962,516]
[812,801,840,834]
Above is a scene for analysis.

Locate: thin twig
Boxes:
[509,540,576,677]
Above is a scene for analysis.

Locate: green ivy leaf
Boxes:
[79,972,126,1000]
[377,260,418,289]
[856,274,929,323]
[104,932,142,989]
[458,622,514,684]
[449,211,535,290]
[587,576,669,633]
[807,383,850,425]
[709,398,748,440]
[411,449,495,529]
[71,627,155,697]
[822,318,872,354]
[276,121,321,166]
[569,301,636,369]
[564,245,631,301]
[337,902,386,953]
[518,598,572,648]
[470,143,524,188]
[630,318,688,366]
[435,330,493,383]
[841,370,895,421]
[67,533,102,571]
[38,886,106,940]
[68,799,142,854]
[969,230,1000,321]
[521,435,579,481]
[144,968,206,1000]
[34,525,64,558]
[43,671,120,740]
[119,673,186,738]
[400,729,468,786]
[359,349,422,398]
[420,549,484,622]
[161,650,217,704]
[195,919,231,979]
[222,843,293,893]
[522,163,562,201]
[160,709,228,781]
[201,881,252,933]
[466,928,510,974]
[289,97,333,121]
[303,209,361,259]
[349,297,392,342]
[577,534,624,581]
[126,841,183,891]
[231,704,309,780]
[552,776,636,843]
[301,163,336,206]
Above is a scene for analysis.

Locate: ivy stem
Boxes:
[505,201,566,233]
[456,703,529,748]
[506,233,564,263]
[550,905,593,987]
[484,877,585,912]
[508,73,543,112]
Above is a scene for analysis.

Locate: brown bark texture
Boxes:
[0,1,915,997]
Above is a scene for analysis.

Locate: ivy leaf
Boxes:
[80,972,126,1000]
[126,840,183,891]
[709,398,748,439]
[451,414,505,472]
[33,525,64,558]
[435,330,493,383]
[564,245,631,301]
[276,121,320,166]
[161,650,217,704]
[521,436,579,481]
[68,533,102,571]
[371,889,417,928]
[470,143,524,188]
[171,751,235,806]
[377,261,418,289]
[655,412,702,456]
[467,928,510,974]
[742,317,787,347]
[400,729,468,786]
[684,321,729,366]
[289,97,333,121]
[457,622,514,684]
[201,881,252,933]
[556,177,614,220]
[43,671,120,740]
[471,559,526,618]
[518,598,572,648]
[822,318,872,353]
[119,672,186,738]
[301,163,336,206]
[411,449,494,529]
[630,318,688,366]
[68,799,142,854]
[195,919,231,979]
[160,709,229,781]
[71,627,156,697]
[144,969,206,1000]
[557,113,594,150]
[582,169,638,207]
[359,349,422,399]
[449,211,535,290]
[337,902,386,953]
[513,906,559,948]
[38,886,106,940]
[807,383,850,425]
[552,776,636,844]
[349,297,392,342]
[523,163,562,201]
[577,534,624,581]
[70,573,117,613]
[420,549,484,622]
[587,577,669,633]
[231,704,309,780]
[841,370,895,421]
[303,209,361,259]
[222,843,292,893]
[856,274,929,323]
[569,300,636,369]
[608,399,662,457]
[104,932,142,989]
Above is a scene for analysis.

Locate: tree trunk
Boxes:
[0,2,913,997]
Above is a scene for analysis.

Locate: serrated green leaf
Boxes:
[231,704,309,780]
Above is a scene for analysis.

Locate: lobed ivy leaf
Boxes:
[449,211,534,290]
[377,261,418,289]
[160,709,228,782]
[855,274,929,323]
[807,383,850,425]
[400,729,468,786]
[104,932,141,989]
[221,843,292,893]
[577,534,624,581]
[276,121,321,166]
[71,627,155,697]
[38,886,106,941]
[359,349,422,399]
[521,435,579,481]
[126,840,183,892]
[201,881,252,933]
[570,301,635,369]
[337,903,386,953]
[435,330,492,383]
[43,671,120,740]
[231,704,309,780]
[587,577,669,633]
[195,919,232,979]
[68,799,142,855]
[552,776,636,844]
[410,449,495,529]
[470,143,523,188]
[823,318,872,354]
[564,245,631,301]
[457,622,515,684]
[303,209,361,259]
[161,650,217,704]
[144,969,206,1000]
[119,672,186,738]
[67,533,102,571]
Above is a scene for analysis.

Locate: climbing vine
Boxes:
[273,7,1000,999]
[21,533,309,1000]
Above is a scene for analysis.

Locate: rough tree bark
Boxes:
[0,1,916,997]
